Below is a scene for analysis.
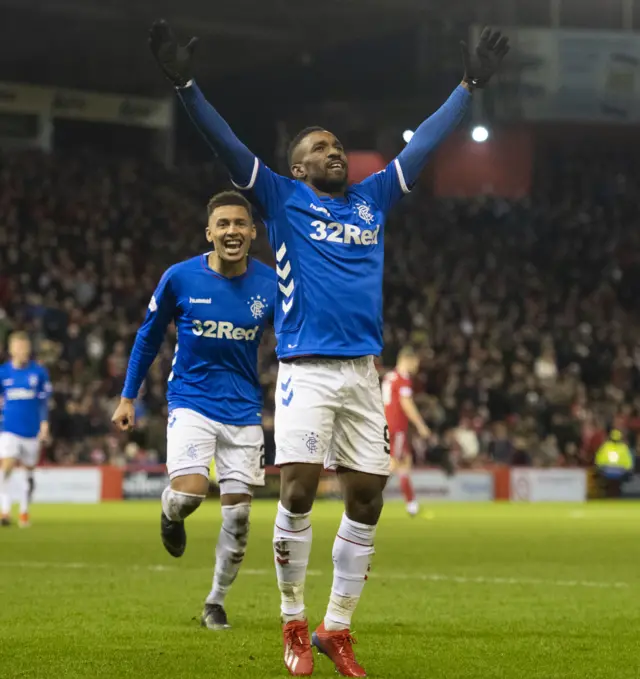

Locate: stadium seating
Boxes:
[1,149,638,470]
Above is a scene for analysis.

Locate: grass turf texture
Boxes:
[0,501,638,679]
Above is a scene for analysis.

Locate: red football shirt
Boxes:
[382,369,413,433]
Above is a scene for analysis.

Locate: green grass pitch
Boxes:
[1,500,638,679]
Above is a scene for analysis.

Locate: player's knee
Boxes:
[222,502,251,549]
[279,464,320,513]
[345,485,385,526]
[280,478,315,514]
[170,473,209,498]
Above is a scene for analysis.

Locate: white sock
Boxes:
[19,472,31,515]
[161,486,205,521]
[206,502,251,606]
[324,513,376,631]
[0,470,11,516]
[273,502,312,622]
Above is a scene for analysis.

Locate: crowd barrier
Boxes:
[7,465,592,504]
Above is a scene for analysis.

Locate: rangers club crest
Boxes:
[248,295,268,319]
[356,203,375,225]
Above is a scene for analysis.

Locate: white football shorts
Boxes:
[0,432,40,467]
[166,408,265,490]
[275,355,390,476]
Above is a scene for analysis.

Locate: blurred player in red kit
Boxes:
[382,346,430,516]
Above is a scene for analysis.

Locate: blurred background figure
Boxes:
[595,429,635,497]
[383,346,431,516]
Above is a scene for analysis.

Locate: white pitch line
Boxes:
[0,561,630,589]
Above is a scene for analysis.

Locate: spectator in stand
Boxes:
[2,146,640,469]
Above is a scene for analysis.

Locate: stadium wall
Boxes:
[7,466,589,504]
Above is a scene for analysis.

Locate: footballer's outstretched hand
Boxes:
[149,19,198,88]
[460,27,509,89]
[112,398,136,432]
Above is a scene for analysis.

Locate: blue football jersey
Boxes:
[122,255,276,426]
[0,361,51,438]
[236,159,408,359]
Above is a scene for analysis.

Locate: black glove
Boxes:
[460,27,509,89]
[149,19,198,88]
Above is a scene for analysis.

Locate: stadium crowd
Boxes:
[2,148,639,469]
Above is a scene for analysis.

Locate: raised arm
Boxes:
[395,84,471,191]
[177,82,257,189]
[149,20,294,219]
[398,28,510,189]
[356,28,509,211]
[148,20,255,186]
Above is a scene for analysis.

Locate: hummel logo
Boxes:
[190,297,211,304]
[282,391,294,407]
[309,203,331,217]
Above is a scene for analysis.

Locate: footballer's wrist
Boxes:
[461,78,476,92]
[120,396,135,404]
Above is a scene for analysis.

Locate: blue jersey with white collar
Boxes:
[0,361,51,438]
[177,81,470,360]
[122,255,276,426]
[239,162,407,359]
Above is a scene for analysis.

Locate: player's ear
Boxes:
[205,225,214,244]
[251,224,257,241]
[291,163,306,180]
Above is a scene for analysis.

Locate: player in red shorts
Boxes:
[382,346,430,516]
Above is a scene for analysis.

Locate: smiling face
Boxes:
[206,204,256,262]
[290,129,349,194]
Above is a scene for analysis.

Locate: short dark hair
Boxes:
[207,190,253,218]
[287,126,326,166]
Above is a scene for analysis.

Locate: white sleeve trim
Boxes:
[394,158,411,195]
[177,79,194,89]
[399,386,413,397]
[231,156,259,191]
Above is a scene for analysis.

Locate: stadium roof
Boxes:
[0,0,442,95]
[0,0,630,97]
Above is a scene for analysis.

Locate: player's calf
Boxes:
[275,464,321,623]
[203,485,252,628]
[314,468,384,676]
[18,468,35,527]
[0,461,15,523]
[160,474,208,557]
[274,467,318,675]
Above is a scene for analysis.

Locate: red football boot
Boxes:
[312,622,366,677]
[282,619,314,676]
